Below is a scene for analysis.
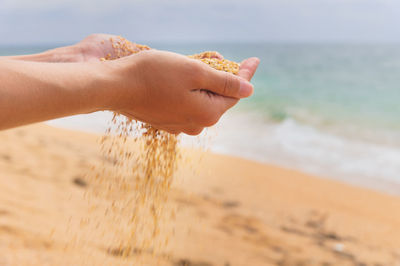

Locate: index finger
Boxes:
[238,57,260,81]
[196,56,260,99]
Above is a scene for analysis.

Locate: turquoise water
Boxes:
[3,43,400,191]
[154,43,400,190]
[4,43,400,140]
[154,43,400,146]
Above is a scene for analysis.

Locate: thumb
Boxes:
[202,68,254,99]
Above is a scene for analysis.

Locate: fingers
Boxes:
[190,90,237,126]
[194,57,260,127]
[206,95,238,119]
[201,68,254,99]
[238,57,260,81]
[199,57,260,99]
[208,51,224,60]
[195,51,224,60]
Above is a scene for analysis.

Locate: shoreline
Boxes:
[211,148,400,197]
[1,123,400,265]
[47,114,400,197]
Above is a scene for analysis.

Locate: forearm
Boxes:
[0,59,112,130]
[1,46,81,63]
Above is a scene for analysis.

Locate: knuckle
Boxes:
[188,63,206,85]
[191,71,204,85]
[205,116,220,127]
[222,72,234,96]
[197,110,219,127]
[240,68,252,81]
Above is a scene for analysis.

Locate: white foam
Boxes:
[202,111,400,191]
[46,110,400,194]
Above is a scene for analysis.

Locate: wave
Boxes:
[47,110,400,193]
[197,111,400,190]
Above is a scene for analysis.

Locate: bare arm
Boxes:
[3,45,81,62]
[0,59,110,129]
[0,51,259,134]
[1,34,143,63]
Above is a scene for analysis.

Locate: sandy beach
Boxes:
[1,123,400,266]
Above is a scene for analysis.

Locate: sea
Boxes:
[2,43,400,194]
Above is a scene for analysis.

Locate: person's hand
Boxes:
[74,34,226,62]
[72,34,147,62]
[103,50,260,135]
[3,33,226,65]
[2,34,144,63]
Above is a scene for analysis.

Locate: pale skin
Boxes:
[0,34,260,135]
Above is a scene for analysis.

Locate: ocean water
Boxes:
[2,43,400,193]
[156,43,400,192]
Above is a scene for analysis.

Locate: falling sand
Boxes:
[82,37,241,264]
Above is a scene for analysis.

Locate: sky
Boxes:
[1,0,400,45]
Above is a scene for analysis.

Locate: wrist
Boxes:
[96,57,142,113]
[78,62,117,113]
[4,45,80,63]
[53,61,118,115]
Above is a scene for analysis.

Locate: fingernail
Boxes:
[239,80,254,98]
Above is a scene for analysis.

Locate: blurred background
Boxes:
[1,0,400,194]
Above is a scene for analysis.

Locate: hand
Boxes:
[2,34,144,63]
[73,34,147,62]
[103,50,260,135]
[0,49,258,132]
[74,34,225,62]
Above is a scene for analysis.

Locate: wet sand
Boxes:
[0,124,400,266]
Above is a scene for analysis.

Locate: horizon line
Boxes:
[2,39,400,47]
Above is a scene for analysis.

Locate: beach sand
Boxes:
[0,124,400,266]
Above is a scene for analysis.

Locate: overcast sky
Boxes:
[1,0,400,45]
